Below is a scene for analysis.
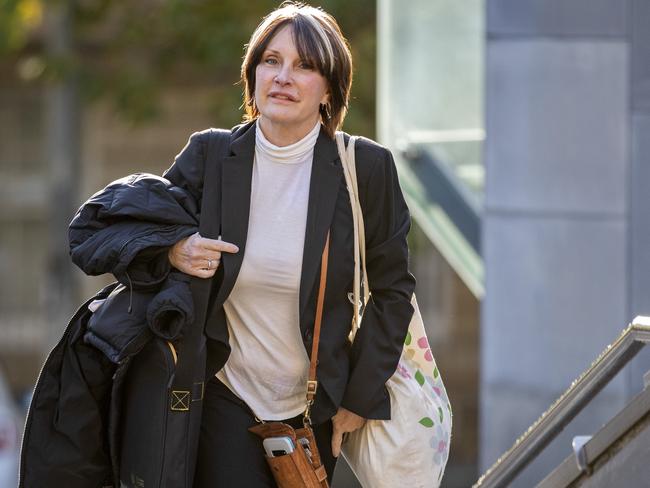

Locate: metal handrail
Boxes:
[474,316,650,488]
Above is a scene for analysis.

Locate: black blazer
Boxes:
[163,120,415,425]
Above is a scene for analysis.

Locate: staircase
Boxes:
[474,317,650,487]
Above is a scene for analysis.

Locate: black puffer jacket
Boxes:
[19,174,200,488]
[68,172,199,289]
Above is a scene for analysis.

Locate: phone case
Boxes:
[249,422,329,488]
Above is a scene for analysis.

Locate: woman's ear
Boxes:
[321,92,330,105]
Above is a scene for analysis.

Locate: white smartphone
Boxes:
[298,437,313,460]
[263,436,295,457]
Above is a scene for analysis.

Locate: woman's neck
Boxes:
[257,116,321,146]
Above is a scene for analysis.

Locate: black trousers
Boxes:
[194,377,337,487]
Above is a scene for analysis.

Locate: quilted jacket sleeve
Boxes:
[68,173,199,289]
[339,141,416,419]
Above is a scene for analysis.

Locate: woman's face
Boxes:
[255,25,329,139]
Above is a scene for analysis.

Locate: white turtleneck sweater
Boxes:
[215,120,320,420]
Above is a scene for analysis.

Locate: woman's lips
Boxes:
[268,91,297,102]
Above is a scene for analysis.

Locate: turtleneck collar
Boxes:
[255,120,321,164]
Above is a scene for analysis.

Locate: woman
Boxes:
[162,3,415,486]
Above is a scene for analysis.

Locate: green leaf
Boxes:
[404,331,411,346]
[438,407,444,423]
[419,417,434,428]
[415,370,425,386]
[433,367,439,379]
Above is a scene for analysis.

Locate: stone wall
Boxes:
[482,1,650,485]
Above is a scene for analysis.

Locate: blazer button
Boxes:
[304,329,313,342]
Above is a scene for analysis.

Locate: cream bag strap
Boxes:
[335,132,369,342]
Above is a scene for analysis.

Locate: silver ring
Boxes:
[207,259,213,270]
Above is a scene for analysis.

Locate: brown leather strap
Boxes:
[306,232,330,407]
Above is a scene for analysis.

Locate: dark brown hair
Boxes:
[241,2,353,138]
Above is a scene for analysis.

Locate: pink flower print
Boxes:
[396,362,411,379]
[425,375,451,408]
[417,337,434,361]
[435,439,448,458]
[437,439,447,453]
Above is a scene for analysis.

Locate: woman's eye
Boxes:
[299,61,314,70]
[265,57,278,65]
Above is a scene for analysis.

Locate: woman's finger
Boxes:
[186,266,216,279]
[199,237,239,254]
[169,255,217,278]
[331,427,343,458]
[197,268,217,279]
[201,250,221,263]
[193,255,220,270]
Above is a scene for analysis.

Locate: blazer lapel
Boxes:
[213,122,256,307]
[299,129,342,329]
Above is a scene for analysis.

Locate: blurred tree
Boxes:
[0,0,43,54]
[0,0,376,135]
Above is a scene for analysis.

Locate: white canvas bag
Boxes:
[336,133,452,488]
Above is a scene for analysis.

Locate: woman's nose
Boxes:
[274,64,292,85]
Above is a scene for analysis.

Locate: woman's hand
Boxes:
[168,232,239,278]
[331,407,366,458]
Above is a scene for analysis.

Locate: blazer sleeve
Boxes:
[340,143,416,419]
[162,130,210,203]
[127,130,210,279]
